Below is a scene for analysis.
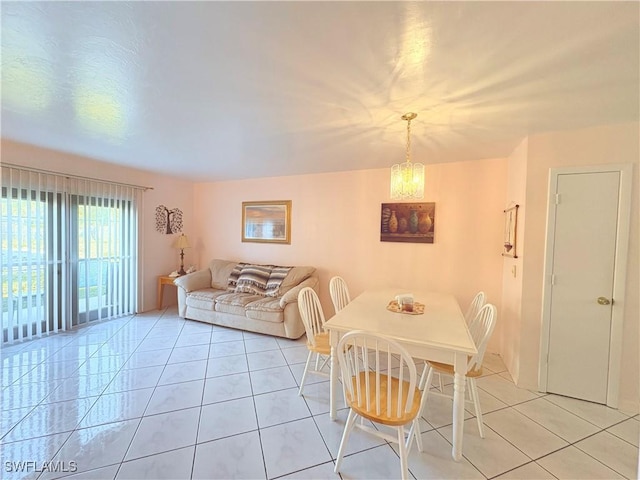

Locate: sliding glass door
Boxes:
[70,194,136,326]
[1,166,142,344]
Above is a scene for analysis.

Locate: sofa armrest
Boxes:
[174,269,211,293]
[279,276,319,308]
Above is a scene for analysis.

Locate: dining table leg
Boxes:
[451,352,466,461]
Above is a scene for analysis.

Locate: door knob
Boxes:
[597,297,612,305]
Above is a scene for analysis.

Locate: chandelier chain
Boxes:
[406,116,412,164]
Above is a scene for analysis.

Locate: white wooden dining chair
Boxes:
[334,330,424,480]
[427,290,486,391]
[297,287,331,396]
[464,291,486,325]
[419,303,497,437]
[329,276,351,314]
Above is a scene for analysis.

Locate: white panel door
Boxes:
[546,171,620,404]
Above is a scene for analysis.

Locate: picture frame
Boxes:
[380,202,435,244]
[502,204,519,258]
[242,200,291,244]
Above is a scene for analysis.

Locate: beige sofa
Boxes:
[174,259,318,339]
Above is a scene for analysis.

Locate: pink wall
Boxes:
[1,140,196,312]
[194,158,508,351]
[518,123,639,413]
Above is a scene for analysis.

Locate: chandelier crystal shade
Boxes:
[390,112,424,200]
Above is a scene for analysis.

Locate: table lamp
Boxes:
[173,233,190,275]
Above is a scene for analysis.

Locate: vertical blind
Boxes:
[1,165,146,344]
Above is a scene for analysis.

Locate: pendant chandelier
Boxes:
[390,112,424,200]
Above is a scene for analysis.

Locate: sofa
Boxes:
[174,259,319,339]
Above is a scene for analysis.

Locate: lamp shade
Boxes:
[173,233,190,249]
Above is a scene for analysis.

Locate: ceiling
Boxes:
[2,1,638,182]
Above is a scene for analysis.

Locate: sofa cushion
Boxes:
[185,288,228,310]
[234,264,274,296]
[279,266,316,295]
[245,297,285,323]
[208,259,238,290]
[215,292,262,316]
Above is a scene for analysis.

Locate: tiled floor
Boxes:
[2,308,638,480]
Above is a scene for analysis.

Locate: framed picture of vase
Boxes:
[502,204,519,258]
[380,202,435,243]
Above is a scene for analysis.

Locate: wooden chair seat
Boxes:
[426,360,483,378]
[308,332,330,355]
[347,371,422,426]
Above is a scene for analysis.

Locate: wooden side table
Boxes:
[157,275,177,310]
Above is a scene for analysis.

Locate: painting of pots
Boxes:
[380,202,435,243]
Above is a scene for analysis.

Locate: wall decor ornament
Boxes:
[380,202,435,243]
[155,205,184,234]
[502,204,519,258]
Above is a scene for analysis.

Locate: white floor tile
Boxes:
[145,379,205,415]
[203,372,252,404]
[313,409,386,459]
[208,340,246,358]
[116,445,195,480]
[5,397,97,442]
[167,344,210,364]
[475,374,539,406]
[333,444,403,479]
[261,417,332,478]
[250,365,297,395]
[124,407,200,461]
[122,348,172,369]
[79,388,155,428]
[198,396,258,443]
[206,353,248,378]
[62,464,119,480]
[483,407,569,459]
[439,419,530,478]
[158,359,207,385]
[253,387,311,428]
[244,336,280,353]
[397,430,485,479]
[41,419,140,478]
[537,445,625,479]
[192,431,266,480]
[607,417,639,447]
[544,393,631,428]
[279,461,340,479]
[575,431,638,479]
[494,462,556,479]
[247,349,287,371]
[514,397,600,443]
[3,317,634,480]
[1,432,72,479]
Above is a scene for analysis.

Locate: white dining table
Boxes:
[323,289,477,461]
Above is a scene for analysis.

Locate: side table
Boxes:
[157,275,177,310]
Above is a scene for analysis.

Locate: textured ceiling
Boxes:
[2,1,638,181]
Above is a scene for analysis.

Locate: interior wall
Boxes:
[518,122,639,413]
[1,140,197,312]
[193,158,508,351]
[500,138,528,384]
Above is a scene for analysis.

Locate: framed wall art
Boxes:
[380,202,435,244]
[242,200,291,244]
[502,204,519,258]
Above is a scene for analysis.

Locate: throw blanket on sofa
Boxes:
[230,263,292,297]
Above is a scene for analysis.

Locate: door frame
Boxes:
[539,164,633,408]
